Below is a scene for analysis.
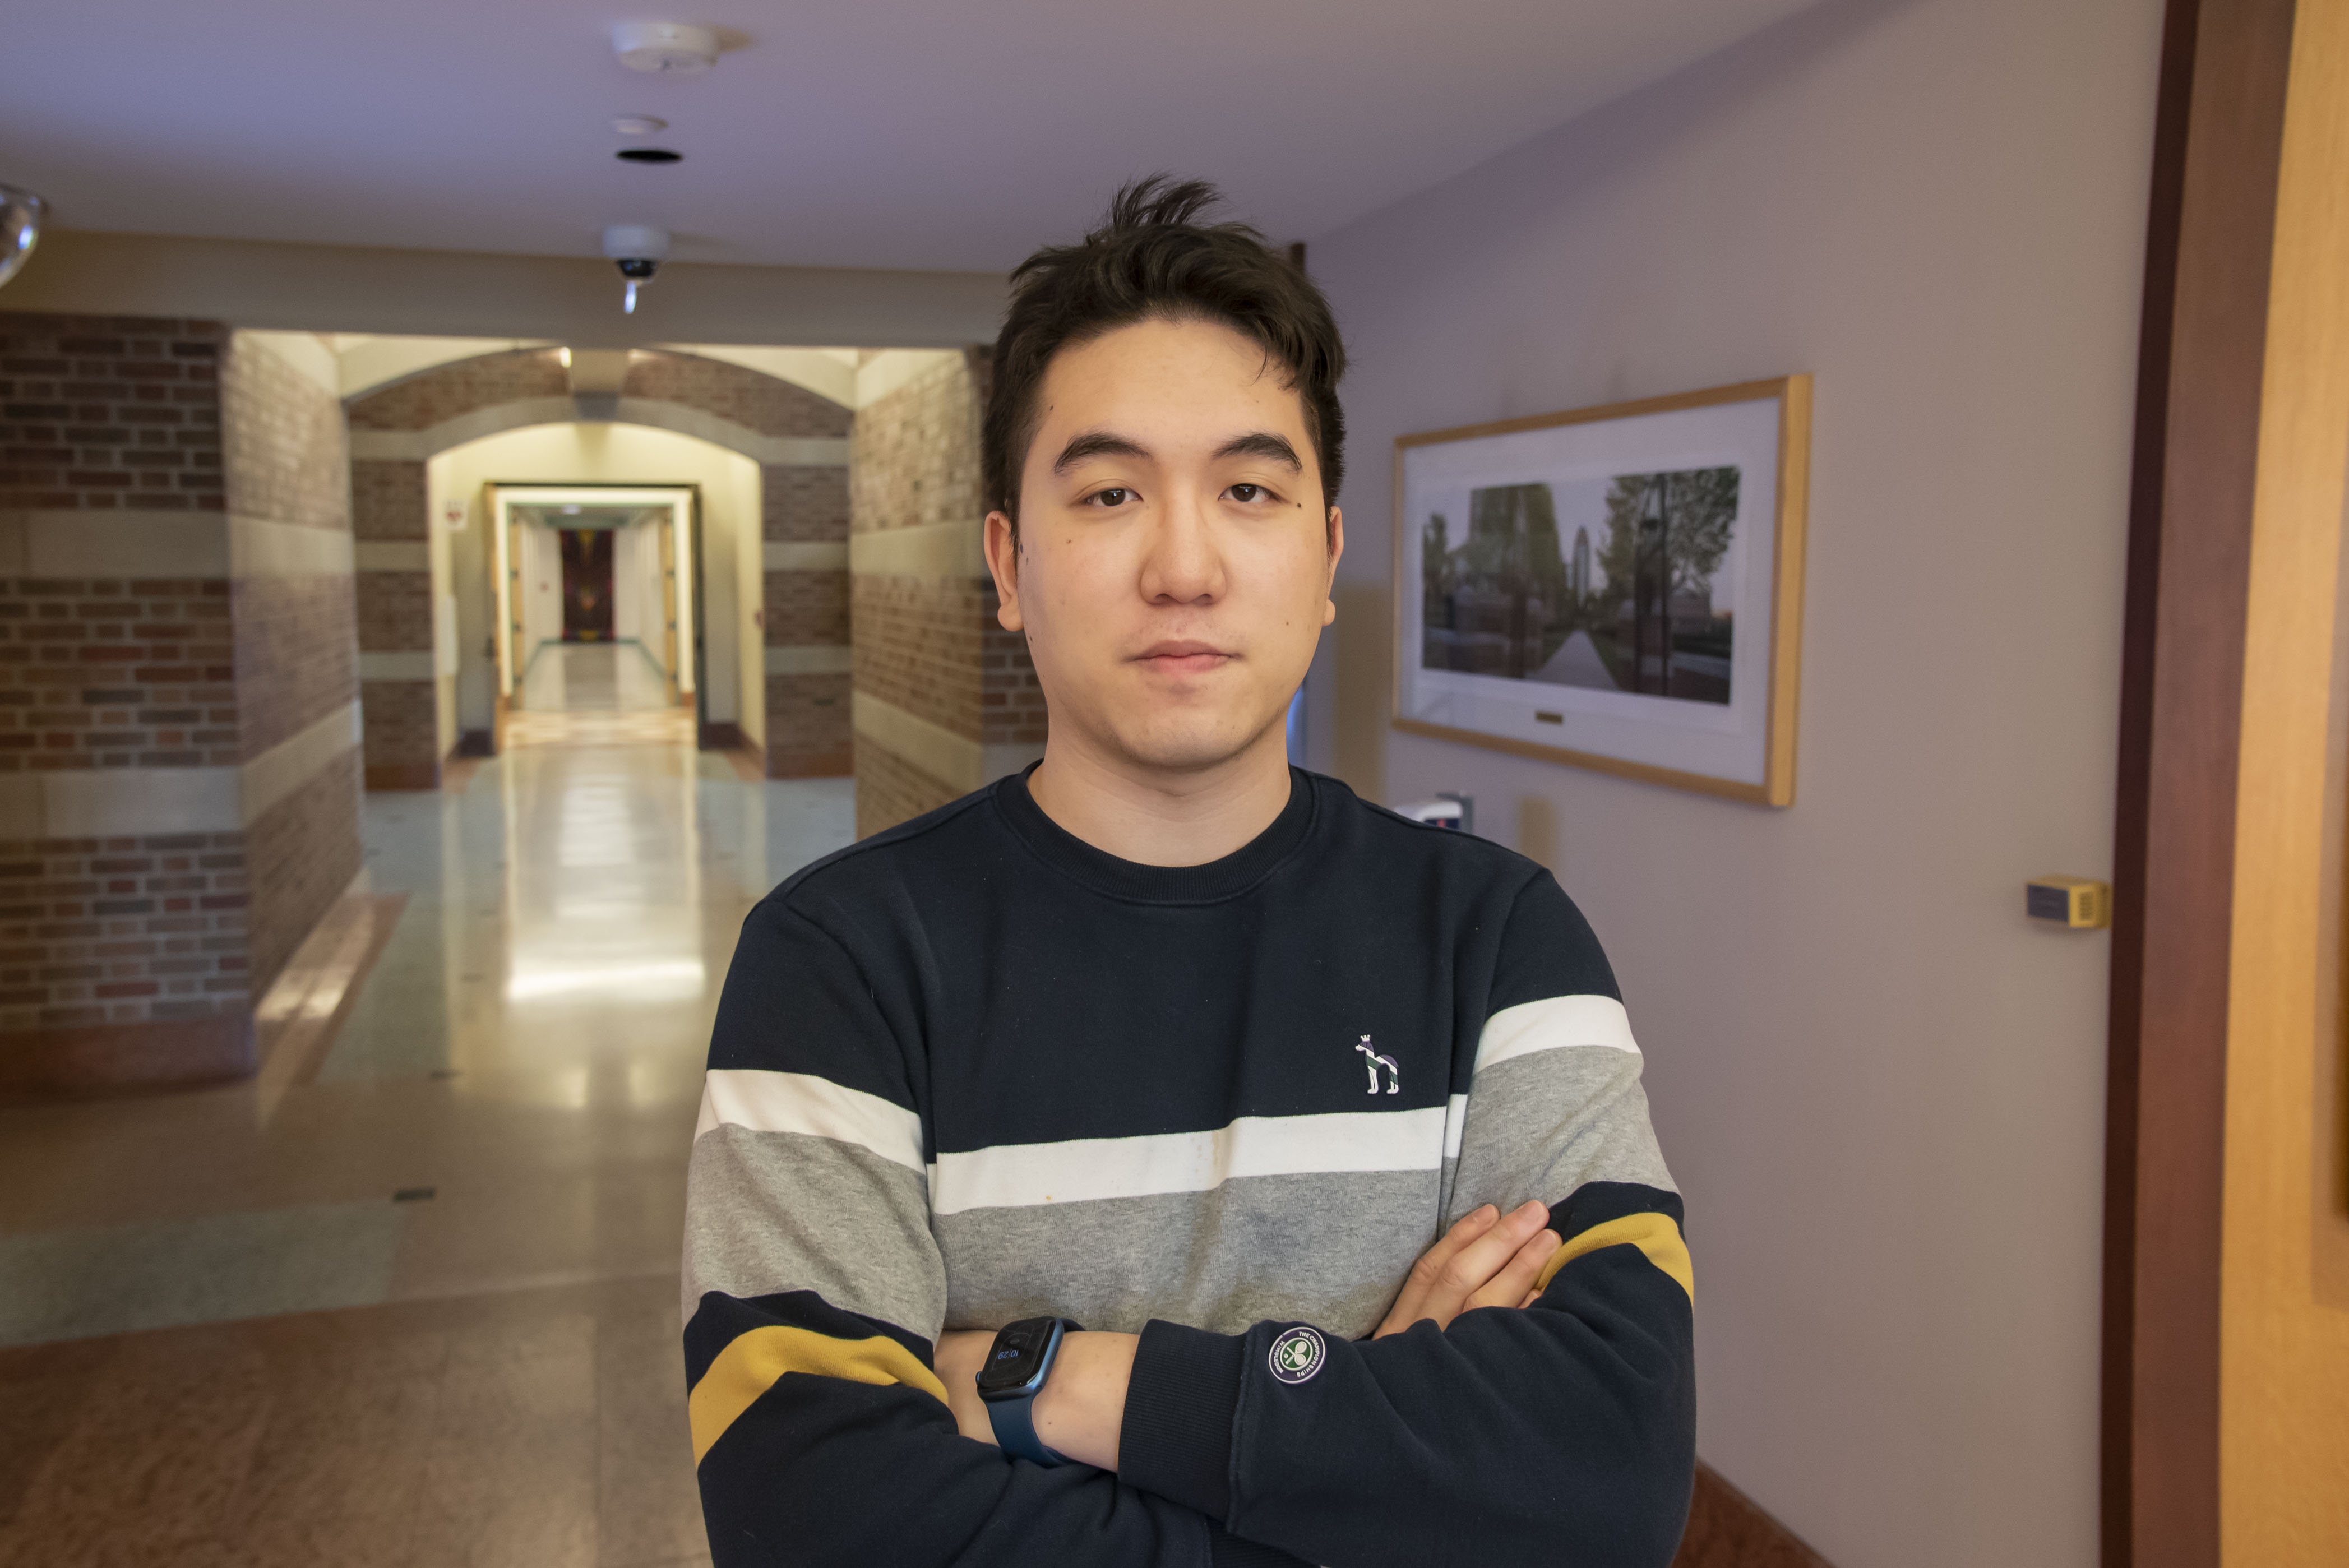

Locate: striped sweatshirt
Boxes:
[683,766,1695,1568]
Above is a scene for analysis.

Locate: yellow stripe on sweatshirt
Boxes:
[690,1325,949,1464]
[1533,1211,1694,1303]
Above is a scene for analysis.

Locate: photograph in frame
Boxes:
[1391,376,1810,805]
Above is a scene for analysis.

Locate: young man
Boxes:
[683,180,1694,1568]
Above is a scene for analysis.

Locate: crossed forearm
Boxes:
[933,1199,1561,1469]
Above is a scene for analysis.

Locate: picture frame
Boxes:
[1391,375,1811,806]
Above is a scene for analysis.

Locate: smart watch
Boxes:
[977,1316,1084,1465]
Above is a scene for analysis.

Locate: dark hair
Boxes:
[982,176,1347,530]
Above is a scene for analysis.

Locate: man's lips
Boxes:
[1134,641,1232,675]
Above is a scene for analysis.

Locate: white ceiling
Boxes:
[6,0,1819,274]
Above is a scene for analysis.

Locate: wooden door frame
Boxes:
[2102,1,2297,1563]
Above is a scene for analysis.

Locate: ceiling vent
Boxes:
[612,22,719,74]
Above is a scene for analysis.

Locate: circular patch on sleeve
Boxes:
[1268,1325,1326,1385]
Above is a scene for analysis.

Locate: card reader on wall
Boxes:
[1397,793,1475,834]
[2027,876,2110,929]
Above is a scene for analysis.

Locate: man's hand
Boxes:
[1374,1200,1561,1338]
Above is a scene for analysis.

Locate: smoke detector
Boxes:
[613,22,718,73]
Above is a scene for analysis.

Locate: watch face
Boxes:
[975,1318,1057,1397]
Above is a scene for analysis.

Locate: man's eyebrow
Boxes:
[1051,430,1152,471]
[1213,432,1302,469]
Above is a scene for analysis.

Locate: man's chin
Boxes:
[1102,716,1277,776]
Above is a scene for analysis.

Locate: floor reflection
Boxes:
[0,656,852,1565]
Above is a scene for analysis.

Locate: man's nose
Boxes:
[1139,489,1225,603]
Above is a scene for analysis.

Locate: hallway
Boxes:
[507,645,694,753]
[0,737,853,1565]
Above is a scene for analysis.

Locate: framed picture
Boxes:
[1391,375,1811,806]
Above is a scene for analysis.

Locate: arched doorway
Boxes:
[343,347,852,788]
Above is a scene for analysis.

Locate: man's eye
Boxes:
[1229,484,1265,503]
[1088,488,1133,507]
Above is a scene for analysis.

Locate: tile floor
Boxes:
[0,647,855,1566]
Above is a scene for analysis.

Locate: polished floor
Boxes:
[0,646,853,1566]
[507,644,693,752]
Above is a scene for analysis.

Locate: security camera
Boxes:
[0,184,47,290]
[602,224,671,314]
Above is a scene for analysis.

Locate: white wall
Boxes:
[1307,0,2162,1563]
[428,423,761,732]
[614,519,665,666]
[516,523,561,661]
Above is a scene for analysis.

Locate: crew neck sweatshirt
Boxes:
[684,766,1695,1568]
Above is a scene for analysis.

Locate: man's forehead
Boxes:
[1032,329,1313,456]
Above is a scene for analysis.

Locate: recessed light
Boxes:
[616,147,683,165]
[612,115,667,136]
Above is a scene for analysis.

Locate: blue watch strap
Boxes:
[984,1317,1079,1466]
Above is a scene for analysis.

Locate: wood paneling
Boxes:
[2102,2,2297,1564]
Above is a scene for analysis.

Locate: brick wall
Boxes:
[851,575,988,741]
[765,672,852,778]
[220,331,360,999]
[849,350,1043,836]
[849,350,990,535]
[351,459,426,540]
[0,578,238,772]
[763,464,848,540]
[982,615,1048,748]
[360,679,436,785]
[344,348,568,431]
[626,354,851,439]
[851,736,966,843]
[0,314,359,1097]
[0,313,225,514]
[242,748,359,1001]
[0,830,249,1030]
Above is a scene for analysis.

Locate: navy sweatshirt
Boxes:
[683,766,1694,1567]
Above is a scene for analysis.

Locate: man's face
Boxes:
[985,316,1343,778]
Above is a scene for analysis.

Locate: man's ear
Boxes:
[983,510,1025,632]
[1322,506,1345,627]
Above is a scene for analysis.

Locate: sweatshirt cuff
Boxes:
[1119,1319,1243,1520]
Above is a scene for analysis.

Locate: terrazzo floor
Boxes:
[0,646,854,1566]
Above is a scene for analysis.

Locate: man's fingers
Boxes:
[1468,1227,1562,1315]
[1421,1200,1552,1325]
[1376,1204,1499,1337]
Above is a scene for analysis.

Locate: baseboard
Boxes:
[454,729,494,758]
[1672,1462,1834,1568]
[364,762,441,791]
[0,1012,256,1102]
[697,720,745,752]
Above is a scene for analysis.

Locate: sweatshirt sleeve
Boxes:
[1115,870,1696,1568]
[685,893,1291,1568]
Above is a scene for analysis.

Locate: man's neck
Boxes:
[1025,725,1293,868]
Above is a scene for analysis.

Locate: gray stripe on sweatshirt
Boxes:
[1446,1046,1677,1228]
[936,1167,1442,1340]
[683,1124,945,1340]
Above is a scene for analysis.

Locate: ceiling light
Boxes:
[613,22,718,74]
[616,148,683,165]
[612,115,667,136]
[0,184,47,290]
[558,347,572,368]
